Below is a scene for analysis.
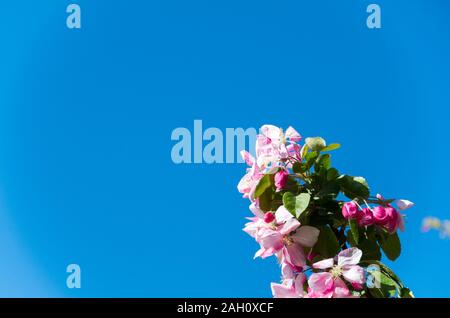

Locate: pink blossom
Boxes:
[307,273,352,298]
[271,273,306,298]
[251,206,319,268]
[308,248,365,298]
[357,207,374,226]
[255,125,303,170]
[274,170,289,190]
[372,206,389,225]
[285,126,302,143]
[342,201,359,219]
[249,202,264,218]
[237,150,264,199]
[372,206,403,233]
[243,216,268,239]
[384,207,404,233]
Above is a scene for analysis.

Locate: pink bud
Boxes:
[351,282,364,291]
[342,202,359,219]
[372,206,389,225]
[274,170,289,190]
[383,207,400,233]
[358,208,374,226]
[264,212,275,223]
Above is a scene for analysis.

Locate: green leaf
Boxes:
[282,192,311,218]
[312,225,340,258]
[362,261,405,290]
[368,273,397,298]
[400,288,415,298]
[358,238,382,261]
[353,176,369,189]
[292,162,305,174]
[321,143,341,152]
[326,168,339,181]
[349,219,360,245]
[379,232,401,261]
[315,181,340,200]
[300,144,309,159]
[337,175,370,199]
[305,151,318,169]
[315,154,331,172]
[368,287,385,298]
[380,272,398,297]
[282,192,297,216]
[258,187,274,212]
[305,137,326,152]
[254,174,272,198]
[295,193,311,218]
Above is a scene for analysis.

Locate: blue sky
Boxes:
[0,0,449,297]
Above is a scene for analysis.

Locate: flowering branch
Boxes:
[238,125,414,298]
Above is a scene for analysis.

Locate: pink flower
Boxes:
[342,202,359,219]
[252,206,320,268]
[285,126,302,143]
[372,206,389,225]
[357,207,374,226]
[372,206,403,233]
[271,273,306,298]
[384,207,403,233]
[249,202,264,218]
[307,248,365,298]
[274,170,289,190]
[237,151,264,199]
[255,125,303,170]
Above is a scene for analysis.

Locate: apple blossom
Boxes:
[308,248,365,298]
[239,125,414,298]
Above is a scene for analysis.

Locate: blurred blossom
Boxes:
[422,217,450,239]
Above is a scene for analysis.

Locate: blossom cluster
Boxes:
[422,217,450,239]
[342,197,413,234]
[238,125,414,298]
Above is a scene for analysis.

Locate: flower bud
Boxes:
[384,207,400,233]
[372,206,389,225]
[274,170,289,190]
[358,208,374,226]
[342,202,359,219]
[264,212,275,223]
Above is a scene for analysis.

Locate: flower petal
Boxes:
[249,202,264,218]
[396,199,414,211]
[337,247,362,267]
[333,277,352,298]
[308,272,333,293]
[271,280,296,298]
[279,217,301,235]
[275,205,294,224]
[291,226,320,247]
[312,258,334,270]
[342,265,366,285]
[283,244,307,268]
[285,126,302,142]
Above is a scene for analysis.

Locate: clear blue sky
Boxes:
[0,0,449,297]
